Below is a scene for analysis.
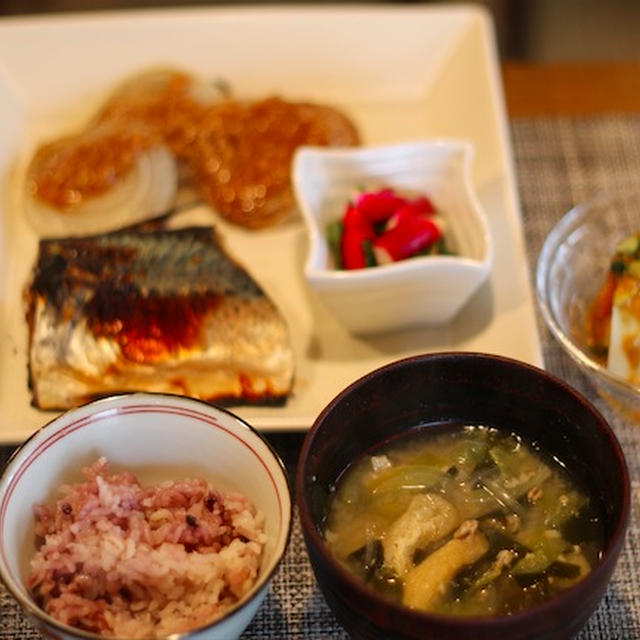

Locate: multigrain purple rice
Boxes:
[27,457,267,638]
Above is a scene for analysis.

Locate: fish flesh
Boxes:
[25,226,295,410]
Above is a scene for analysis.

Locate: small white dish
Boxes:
[293,139,493,335]
[0,393,292,640]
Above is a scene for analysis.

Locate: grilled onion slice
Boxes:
[95,67,228,175]
[24,122,177,237]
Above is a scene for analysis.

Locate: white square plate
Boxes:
[0,5,542,439]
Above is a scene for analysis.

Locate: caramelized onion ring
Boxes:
[24,123,177,237]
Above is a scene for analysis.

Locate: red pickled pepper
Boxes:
[403,195,435,217]
[337,188,442,269]
[355,188,408,222]
[373,206,441,262]
[340,204,375,269]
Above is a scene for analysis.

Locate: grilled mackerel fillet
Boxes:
[25,226,294,410]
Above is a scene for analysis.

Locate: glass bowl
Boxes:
[536,190,640,419]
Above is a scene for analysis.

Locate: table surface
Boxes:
[2,62,640,639]
[502,62,640,116]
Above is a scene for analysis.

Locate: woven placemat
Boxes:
[2,115,640,639]
[507,115,640,640]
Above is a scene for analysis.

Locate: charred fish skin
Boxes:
[25,226,295,410]
[30,227,264,301]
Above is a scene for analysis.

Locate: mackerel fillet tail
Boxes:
[25,226,295,410]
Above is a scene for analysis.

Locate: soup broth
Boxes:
[324,425,603,617]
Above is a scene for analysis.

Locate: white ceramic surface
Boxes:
[0,5,542,437]
[293,140,492,334]
[0,393,292,640]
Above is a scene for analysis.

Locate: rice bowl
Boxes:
[0,393,292,640]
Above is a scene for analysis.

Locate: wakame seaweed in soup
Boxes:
[323,425,604,617]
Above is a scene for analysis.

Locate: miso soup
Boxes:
[324,425,603,617]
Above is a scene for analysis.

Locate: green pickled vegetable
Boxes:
[362,239,377,267]
[326,219,344,269]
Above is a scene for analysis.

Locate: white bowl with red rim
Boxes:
[292,139,493,334]
[0,393,292,640]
